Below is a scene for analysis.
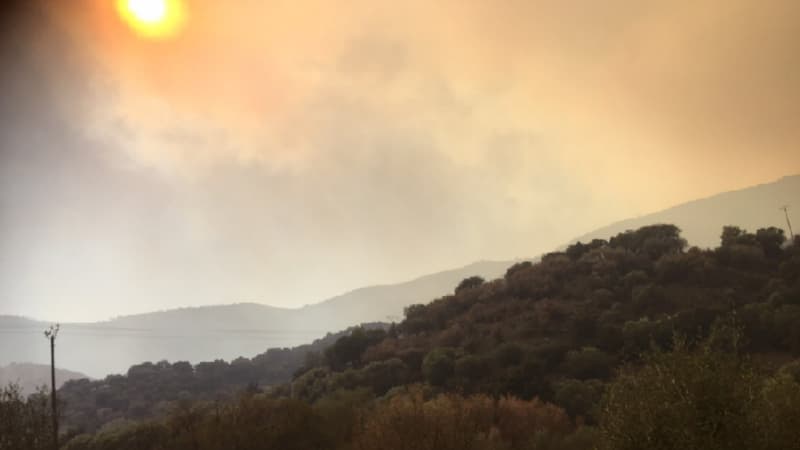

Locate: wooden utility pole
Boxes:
[780,205,795,241]
[44,324,60,450]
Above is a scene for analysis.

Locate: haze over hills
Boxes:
[0,363,88,396]
[52,219,800,438]
[1,176,797,379]
[3,0,798,446]
[0,260,513,378]
[571,175,799,248]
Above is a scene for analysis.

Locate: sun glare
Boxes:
[128,0,166,23]
[117,0,186,39]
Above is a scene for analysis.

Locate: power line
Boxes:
[0,325,328,335]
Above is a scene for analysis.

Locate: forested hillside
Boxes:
[56,323,388,433]
[283,224,800,410]
[4,224,800,449]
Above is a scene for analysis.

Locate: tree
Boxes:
[566,239,607,260]
[401,304,434,334]
[422,348,456,386]
[601,338,751,449]
[324,327,386,370]
[505,261,533,278]
[721,225,746,247]
[755,227,786,258]
[752,374,800,450]
[553,378,605,422]
[610,224,686,259]
[0,384,53,450]
[360,359,408,395]
[455,276,485,294]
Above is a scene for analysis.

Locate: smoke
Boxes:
[1,0,798,320]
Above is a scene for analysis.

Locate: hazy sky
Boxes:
[1,0,798,322]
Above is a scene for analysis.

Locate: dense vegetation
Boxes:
[286,225,800,417]
[56,323,387,433]
[54,388,598,450]
[3,223,800,449]
[0,385,55,450]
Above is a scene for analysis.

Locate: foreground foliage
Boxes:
[599,328,800,450]
[57,389,593,450]
[0,384,54,450]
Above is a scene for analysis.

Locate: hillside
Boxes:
[572,174,799,248]
[0,363,88,396]
[282,224,800,410]
[52,223,800,445]
[0,261,513,378]
[104,259,515,331]
[3,176,797,379]
[296,260,516,327]
[57,323,388,432]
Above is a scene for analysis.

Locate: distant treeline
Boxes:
[3,224,800,449]
[56,323,387,432]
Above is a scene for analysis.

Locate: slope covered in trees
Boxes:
[55,323,388,433]
[286,224,800,415]
[4,223,800,449]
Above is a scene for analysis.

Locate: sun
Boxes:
[128,0,167,23]
[117,0,186,39]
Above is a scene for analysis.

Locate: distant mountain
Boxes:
[0,260,514,378]
[571,175,799,248]
[297,260,516,328]
[104,260,515,332]
[0,363,88,396]
[2,175,796,379]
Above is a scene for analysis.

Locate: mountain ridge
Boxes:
[570,174,799,248]
[0,260,515,377]
[0,363,89,396]
[2,175,797,377]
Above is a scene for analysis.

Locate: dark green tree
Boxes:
[455,276,485,293]
[422,348,456,386]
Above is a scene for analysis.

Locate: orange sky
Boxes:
[39,0,800,199]
[50,0,798,202]
[1,0,799,320]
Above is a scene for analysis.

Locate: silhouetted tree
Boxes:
[455,276,485,293]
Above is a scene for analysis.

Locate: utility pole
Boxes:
[44,324,60,450]
[780,205,795,241]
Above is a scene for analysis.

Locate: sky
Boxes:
[1,0,799,322]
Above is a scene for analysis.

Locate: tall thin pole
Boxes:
[780,206,795,241]
[44,324,59,450]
